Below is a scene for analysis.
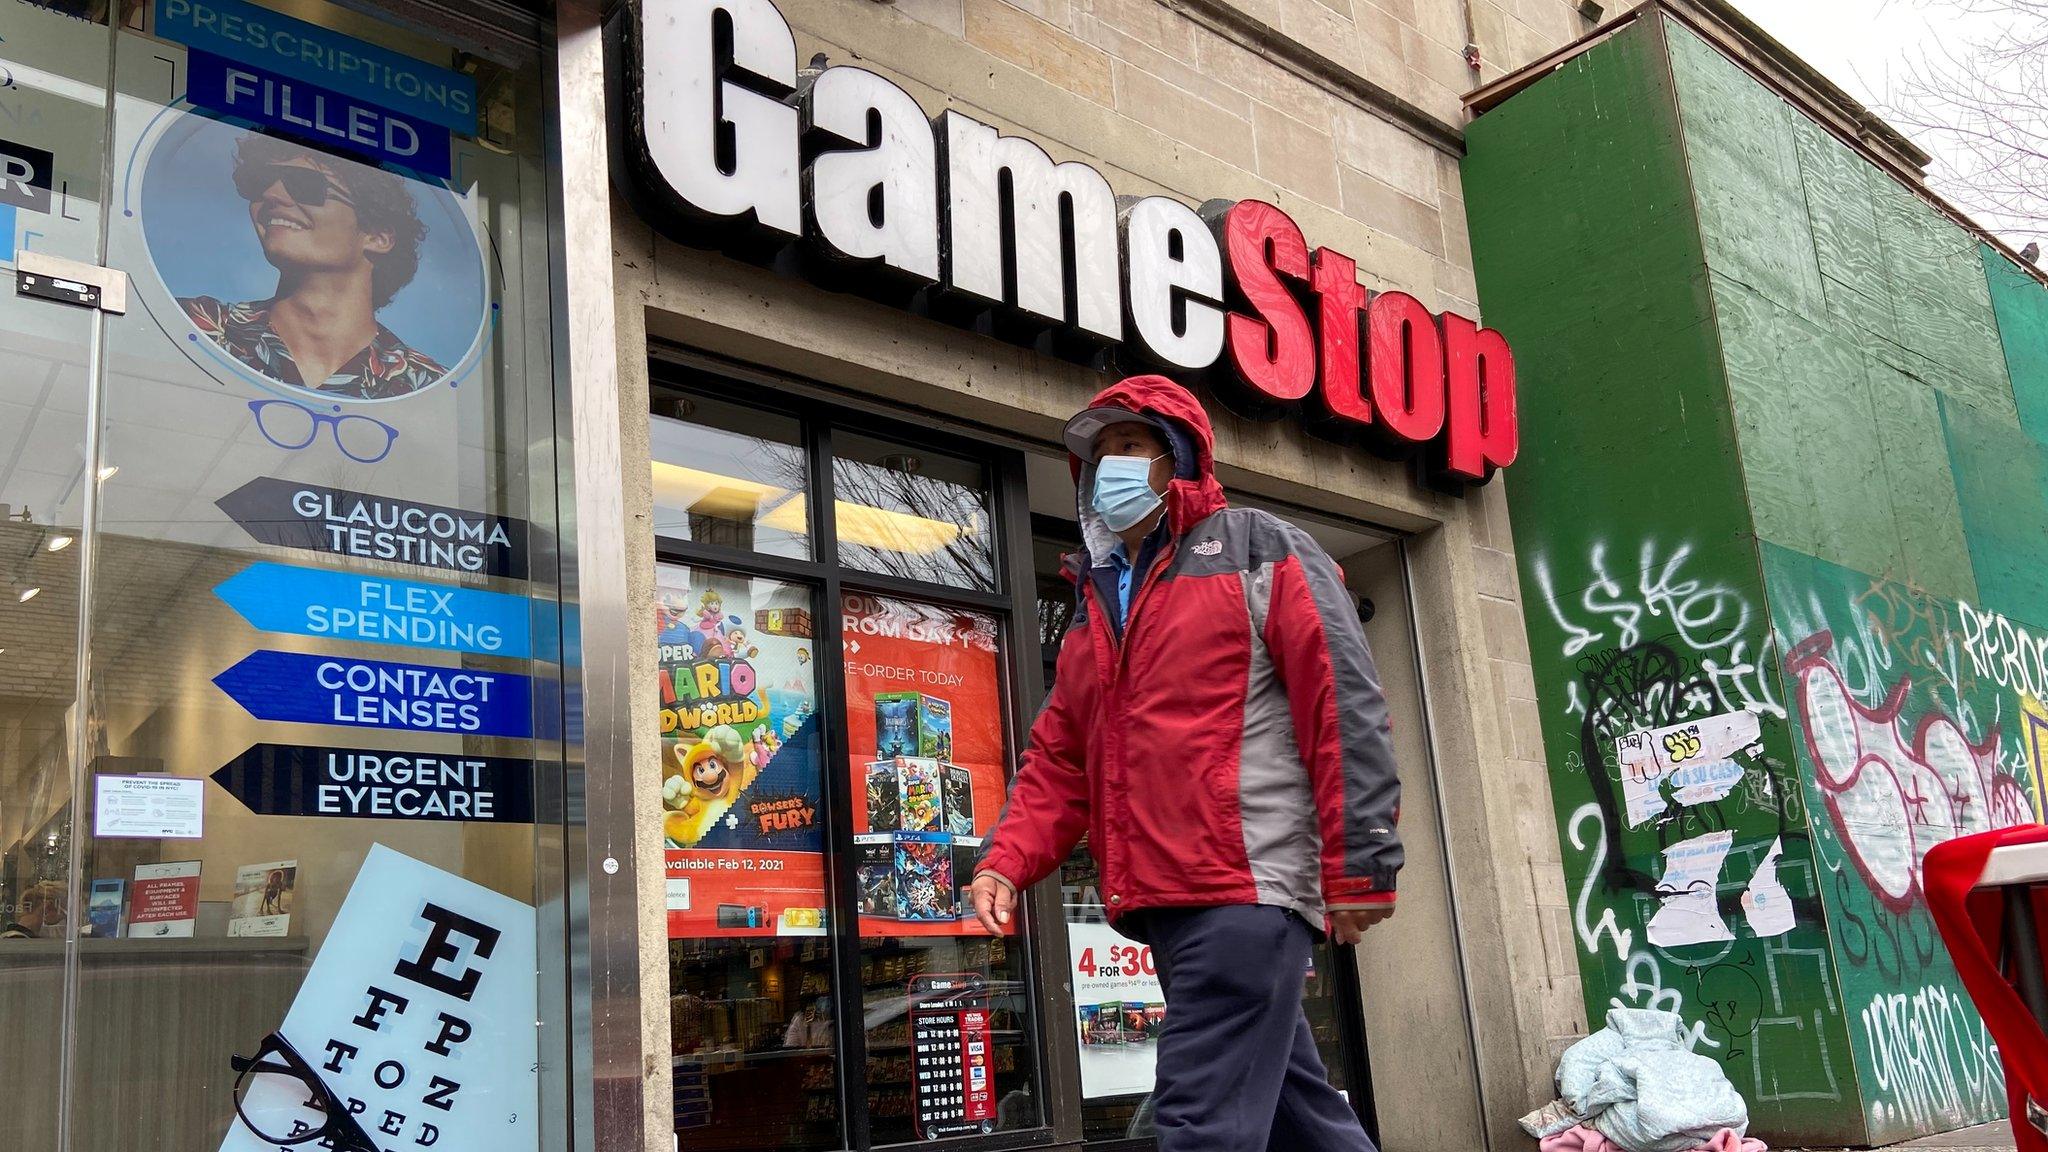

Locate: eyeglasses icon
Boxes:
[229,1031,379,1151]
[249,400,399,464]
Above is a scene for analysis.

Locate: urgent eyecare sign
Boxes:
[618,0,1519,486]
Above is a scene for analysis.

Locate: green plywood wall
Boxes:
[1666,18,2035,1138]
[1463,16,1860,1145]
[1469,9,2048,1146]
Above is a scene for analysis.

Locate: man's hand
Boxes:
[1328,905,1393,945]
[970,871,1017,935]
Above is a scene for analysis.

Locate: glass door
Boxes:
[0,4,110,1149]
[649,364,1048,1150]
[1,0,574,1149]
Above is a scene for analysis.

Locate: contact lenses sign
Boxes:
[213,651,534,738]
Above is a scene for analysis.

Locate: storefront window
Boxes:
[843,593,1038,1142]
[831,434,996,592]
[659,563,839,1148]
[652,391,811,559]
[650,371,1045,1148]
[0,0,569,1147]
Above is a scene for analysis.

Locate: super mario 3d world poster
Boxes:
[657,567,826,939]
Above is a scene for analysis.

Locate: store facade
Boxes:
[0,0,1592,1150]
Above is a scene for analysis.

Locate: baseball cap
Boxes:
[1062,406,1157,461]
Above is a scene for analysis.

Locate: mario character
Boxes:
[657,589,693,634]
[663,724,757,846]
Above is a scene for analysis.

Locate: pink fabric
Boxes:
[1539,1125,1766,1152]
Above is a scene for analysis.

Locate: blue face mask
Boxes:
[1091,453,1166,532]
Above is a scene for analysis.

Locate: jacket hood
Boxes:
[1071,375,1229,564]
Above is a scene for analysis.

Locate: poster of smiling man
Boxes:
[137,113,487,401]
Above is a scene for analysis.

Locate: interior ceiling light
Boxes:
[46,534,74,552]
[650,460,968,554]
[97,465,119,481]
[19,587,41,603]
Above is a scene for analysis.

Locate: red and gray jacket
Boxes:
[979,375,1403,926]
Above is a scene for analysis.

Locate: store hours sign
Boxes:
[618,0,1519,488]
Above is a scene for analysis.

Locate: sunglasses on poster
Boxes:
[234,162,357,209]
[250,400,400,464]
[229,1031,381,1151]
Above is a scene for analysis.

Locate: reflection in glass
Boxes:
[651,389,811,558]
[832,434,996,592]
[658,564,841,1148]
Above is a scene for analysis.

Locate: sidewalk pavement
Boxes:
[1783,1122,2017,1151]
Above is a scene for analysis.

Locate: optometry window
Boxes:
[649,361,1048,1149]
[0,0,572,1150]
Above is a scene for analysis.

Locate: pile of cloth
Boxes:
[1521,1008,1764,1152]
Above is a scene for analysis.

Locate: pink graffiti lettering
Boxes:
[1785,631,2031,911]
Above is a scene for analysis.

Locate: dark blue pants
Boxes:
[1134,905,1379,1152]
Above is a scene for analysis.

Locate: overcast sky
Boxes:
[1721,0,2036,244]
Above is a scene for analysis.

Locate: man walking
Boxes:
[970,374,1402,1152]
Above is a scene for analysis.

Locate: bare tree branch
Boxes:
[1883,0,2048,246]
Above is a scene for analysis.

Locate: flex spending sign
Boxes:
[616,0,1518,487]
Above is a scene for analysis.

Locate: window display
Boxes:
[841,592,1039,1143]
[650,375,1045,1147]
[0,0,564,1149]
[844,593,1006,936]
[658,566,827,938]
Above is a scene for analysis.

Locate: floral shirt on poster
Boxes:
[179,296,446,399]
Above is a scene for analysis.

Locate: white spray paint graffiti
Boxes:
[1532,540,1783,722]
[1785,631,2031,910]
[1614,949,1718,1052]
[1859,985,2004,1134]
[1959,600,2048,703]
[1568,802,1635,962]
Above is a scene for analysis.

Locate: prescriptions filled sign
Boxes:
[844,593,1010,936]
[658,568,828,938]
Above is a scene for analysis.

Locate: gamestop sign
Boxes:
[617,0,1517,486]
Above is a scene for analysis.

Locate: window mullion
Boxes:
[811,420,872,1151]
